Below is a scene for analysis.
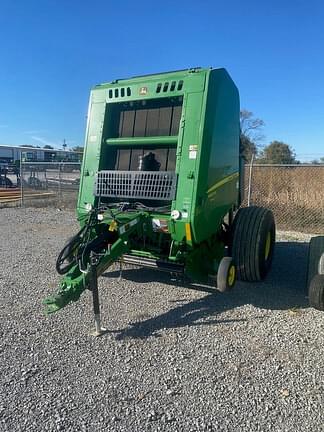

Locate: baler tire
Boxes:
[308,274,324,311]
[231,206,275,282]
[306,236,324,288]
[216,257,236,292]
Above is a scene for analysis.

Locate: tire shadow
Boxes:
[102,241,309,340]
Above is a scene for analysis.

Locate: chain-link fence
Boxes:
[1,161,323,233]
[19,162,81,208]
[243,164,324,233]
[21,162,81,208]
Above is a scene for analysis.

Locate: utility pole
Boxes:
[62,138,67,150]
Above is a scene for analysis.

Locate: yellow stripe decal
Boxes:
[207,172,239,195]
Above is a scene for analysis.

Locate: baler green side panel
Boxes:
[77,92,106,218]
[172,88,206,244]
[191,69,240,243]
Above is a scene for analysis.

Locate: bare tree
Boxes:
[239,109,265,161]
[240,109,265,143]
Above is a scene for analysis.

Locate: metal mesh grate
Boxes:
[94,170,177,200]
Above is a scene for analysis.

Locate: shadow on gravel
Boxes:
[103,242,309,340]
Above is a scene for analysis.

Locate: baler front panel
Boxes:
[77,68,239,252]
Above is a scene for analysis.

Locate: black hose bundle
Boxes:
[55,209,97,275]
[55,207,119,275]
[55,200,170,275]
[56,228,85,275]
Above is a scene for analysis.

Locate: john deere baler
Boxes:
[45,67,275,334]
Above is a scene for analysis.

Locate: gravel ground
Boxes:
[0,207,323,432]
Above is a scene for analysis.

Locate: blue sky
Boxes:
[0,0,323,160]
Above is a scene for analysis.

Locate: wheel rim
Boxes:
[265,231,271,260]
[228,265,236,286]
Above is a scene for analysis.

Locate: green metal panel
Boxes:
[106,136,178,146]
[77,98,105,215]
[192,69,240,243]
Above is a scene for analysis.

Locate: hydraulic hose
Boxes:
[56,233,82,275]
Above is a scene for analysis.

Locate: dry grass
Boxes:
[245,166,324,233]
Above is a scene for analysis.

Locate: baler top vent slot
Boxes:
[108,87,132,99]
[156,81,183,93]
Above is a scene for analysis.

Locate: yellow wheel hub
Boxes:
[227,265,236,286]
[265,231,271,260]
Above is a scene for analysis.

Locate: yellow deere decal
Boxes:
[207,172,239,196]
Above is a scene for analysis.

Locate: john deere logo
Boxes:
[139,86,148,95]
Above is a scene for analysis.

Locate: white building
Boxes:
[0,145,82,163]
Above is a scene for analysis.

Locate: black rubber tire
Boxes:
[231,206,275,282]
[306,236,324,288]
[216,257,236,292]
[309,274,324,311]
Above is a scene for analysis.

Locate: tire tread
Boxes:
[232,206,275,282]
[309,274,324,311]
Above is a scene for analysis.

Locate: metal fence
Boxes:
[0,162,81,208]
[244,164,324,234]
[21,162,81,208]
[1,162,323,233]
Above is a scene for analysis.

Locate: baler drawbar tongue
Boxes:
[44,210,148,333]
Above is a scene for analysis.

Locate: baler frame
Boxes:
[44,67,276,334]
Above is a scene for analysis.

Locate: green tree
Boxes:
[240,109,265,162]
[240,134,257,162]
[43,145,54,149]
[259,141,297,164]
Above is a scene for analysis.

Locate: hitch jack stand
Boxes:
[89,252,106,337]
[119,258,123,281]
